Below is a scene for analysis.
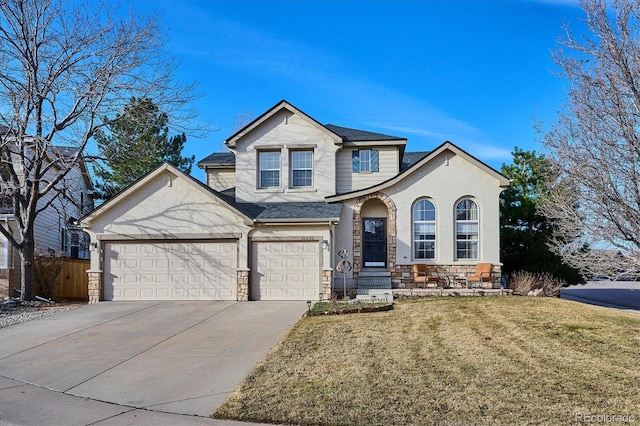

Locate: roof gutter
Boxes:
[254,217,341,224]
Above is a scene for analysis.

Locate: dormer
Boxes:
[197,152,236,192]
[327,124,407,194]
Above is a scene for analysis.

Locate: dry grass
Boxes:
[214,297,640,425]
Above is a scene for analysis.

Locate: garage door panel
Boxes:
[251,241,320,301]
[104,241,237,301]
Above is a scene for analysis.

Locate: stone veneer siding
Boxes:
[392,264,503,289]
[352,192,397,278]
[237,269,249,302]
[88,271,102,304]
[322,269,332,300]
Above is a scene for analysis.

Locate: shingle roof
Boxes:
[401,151,430,171]
[197,152,235,167]
[215,188,341,221]
[49,145,81,158]
[324,124,405,142]
[252,202,342,220]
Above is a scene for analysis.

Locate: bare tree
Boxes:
[0,0,197,300]
[540,0,640,279]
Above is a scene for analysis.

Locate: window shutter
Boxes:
[371,149,379,172]
[352,150,360,172]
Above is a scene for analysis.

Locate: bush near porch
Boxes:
[214,297,640,426]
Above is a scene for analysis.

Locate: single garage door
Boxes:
[251,241,320,301]
[104,240,237,301]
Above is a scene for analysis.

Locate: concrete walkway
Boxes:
[0,301,306,425]
[561,281,640,312]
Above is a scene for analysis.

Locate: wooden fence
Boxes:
[53,258,90,301]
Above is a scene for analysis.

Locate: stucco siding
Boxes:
[84,170,251,274]
[232,110,338,203]
[88,170,249,238]
[388,151,503,266]
[336,146,399,194]
[333,149,504,282]
[333,201,356,282]
[206,169,235,191]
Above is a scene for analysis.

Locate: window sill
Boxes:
[287,187,317,193]
[256,187,284,193]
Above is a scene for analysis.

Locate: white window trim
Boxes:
[359,149,371,172]
[258,150,281,189]
[290,150,314,188]
[413,199,437,260]
[455,199,479,260]
[0,219,9,269]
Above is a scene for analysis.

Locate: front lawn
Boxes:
[214,297,640,425]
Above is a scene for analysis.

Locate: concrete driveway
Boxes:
[0,301,306,425]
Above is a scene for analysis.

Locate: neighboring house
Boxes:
[79,100,509,303]
[0,145,94,297]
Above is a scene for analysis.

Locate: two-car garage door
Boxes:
[104,241,237,301]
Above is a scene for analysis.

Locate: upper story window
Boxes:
[413,199,436,259]
[259,151,281,188]
[291,150,313,188]
[352,149,379,173]
[455,198,479,260]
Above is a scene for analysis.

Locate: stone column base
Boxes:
[321,269,332,300]
[237,269,250,302]
[87,270,102,304]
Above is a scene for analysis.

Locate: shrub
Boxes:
[508,271,565,297]
[34,250,65,299]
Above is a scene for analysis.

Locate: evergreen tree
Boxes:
[500,148,583,284]
[94,97,194,200]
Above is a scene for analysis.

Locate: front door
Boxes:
[363,218,386,267]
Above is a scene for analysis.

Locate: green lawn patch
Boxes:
[213,297,640,425]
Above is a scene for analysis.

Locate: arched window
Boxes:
[455,199,479,260]
[413,199,436,259]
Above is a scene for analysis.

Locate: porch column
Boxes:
[322,268,332,300]
[237,269,250,301]
[87,270,102,304]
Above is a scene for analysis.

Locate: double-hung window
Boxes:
[359,150,371,172]
[455,199,479,259]
[291,150,313,188]
[413,199,436,259]
[259,151,281,188]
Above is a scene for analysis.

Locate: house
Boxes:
[0,145,95,297]
[79,100,509,303]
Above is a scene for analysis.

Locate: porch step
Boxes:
[356,269,392,301]
[358,269,391,278]
[357,277,392,287]
[356,288,393,302]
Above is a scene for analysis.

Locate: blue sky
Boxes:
[127,0,586,182]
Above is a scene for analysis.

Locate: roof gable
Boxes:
[225,100,342,148]
[78,163,252,227]
[326,141,509,201]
